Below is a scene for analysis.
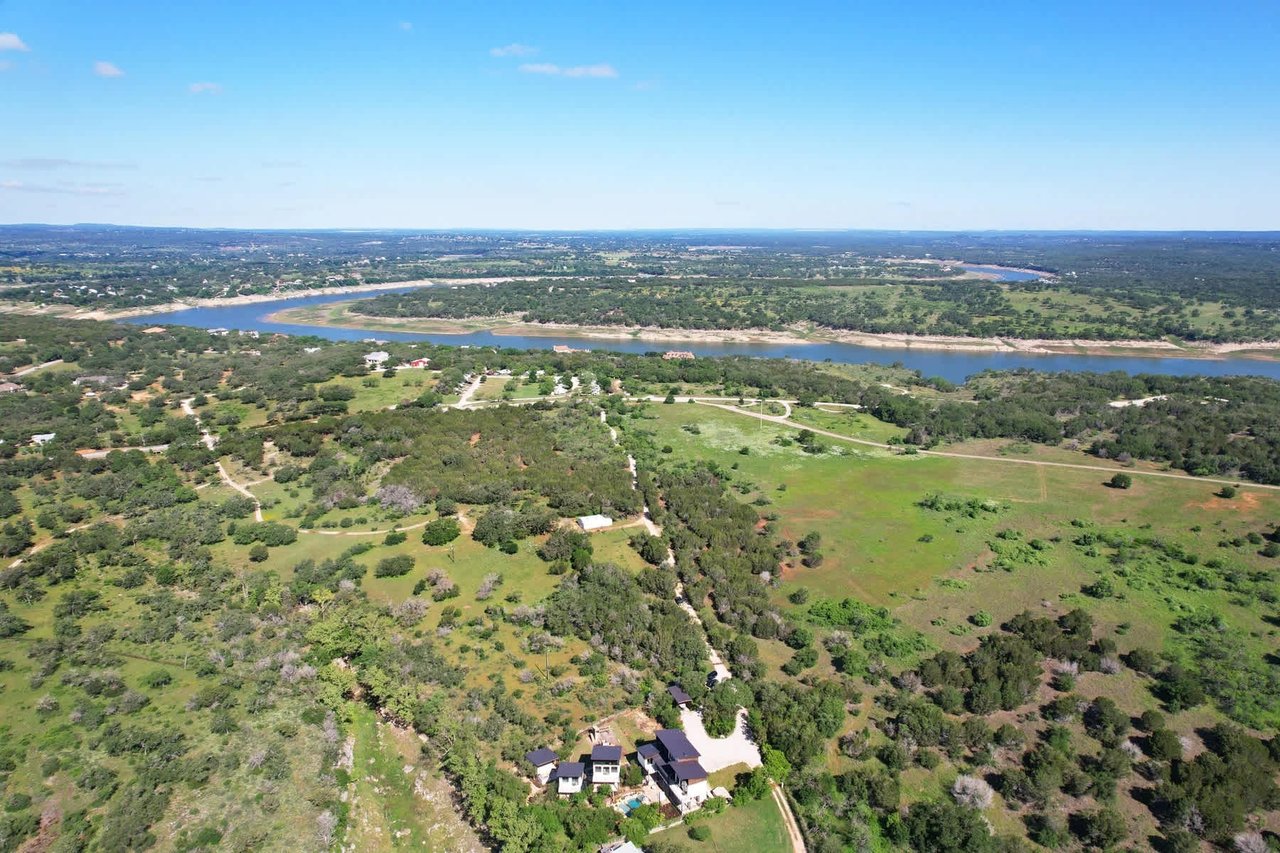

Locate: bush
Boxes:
[140,669,173,688]
[374,555,414,578]
[687,824,711,842]
[1108,473,1132,490]
[422,518,460,546]
[383,531,407,546]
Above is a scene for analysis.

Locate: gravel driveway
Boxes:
[679,708,762,774]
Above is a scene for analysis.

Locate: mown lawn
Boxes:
[650,795,791,852]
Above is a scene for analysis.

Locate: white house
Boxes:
[590,745,622,787]
[639,729,711,813]
[364,351,390,369]
[31,433,56,446]
[577,514,613,532]
[554,761,585,795]
[525,747,559,785]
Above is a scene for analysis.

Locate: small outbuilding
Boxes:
[525,747,559,785]
[31,433,56,446]
[667,685,693,708]
[554,761,585,795]
[577,514,613,532]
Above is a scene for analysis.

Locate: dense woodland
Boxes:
[0,314,1277,851]
[357,271,1280,342]
[3,227,1278,341]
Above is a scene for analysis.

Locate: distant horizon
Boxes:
[4,222,1280,237]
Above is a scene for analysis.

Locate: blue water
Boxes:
[621,796,645,814]
[124,279,1280,385]
[958,264,1043,282]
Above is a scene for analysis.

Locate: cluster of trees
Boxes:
[333,403,640,517]
[357,234,1280,342]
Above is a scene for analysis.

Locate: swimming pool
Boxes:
[620,796,645,814]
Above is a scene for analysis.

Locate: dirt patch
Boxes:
[1186,489,1262,513]
[468,432,481,446]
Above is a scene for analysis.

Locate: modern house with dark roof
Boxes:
[590,744,622,787]
[553,761,585,795]
[636,729,711,813]
[525,747,559,784]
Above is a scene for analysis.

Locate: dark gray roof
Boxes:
[591,744,622,762]
[526,747,558,767]
[668,759,709,782]
[668,685,692,705]
[554,761,584,779]
[637,743,660,759]
[655,729,700,762]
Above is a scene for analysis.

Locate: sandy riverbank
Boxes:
[267,302,1280,361]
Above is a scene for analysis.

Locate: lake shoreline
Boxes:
[265,303,1280,362]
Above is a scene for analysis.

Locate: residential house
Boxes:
[364,351,390,369]
[525,748,559,785]
[553,761,585,795]
[637,729,711,813]
[577,514,613,532]
[0,382,22,394]
[73,375,127,390]
[140,327,168,335]
[590,745,622,787]
[403,357,432,368]
[662,351,695,360]
[31,433,56,446]
[600,842,644,853]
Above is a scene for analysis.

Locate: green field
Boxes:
[650,794,792,852]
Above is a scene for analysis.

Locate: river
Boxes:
[125,276,1280,385]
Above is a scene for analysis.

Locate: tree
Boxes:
[1108,473,1132,490]
[952,775,995,810]
[903,800,993,853]
[422,518,460,546]
[1074,808,1125,850]
[762,746,792,782]
[248,544,269,562]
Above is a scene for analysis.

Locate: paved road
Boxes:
[76,444,170,459]
[453,375,484,409]
[10,358,63,377]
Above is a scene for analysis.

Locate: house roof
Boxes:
[655,729,700,762]
[636,743,660,759]
[668,685,692,705]
[591,744,622,762]
[667,759,709,782]
[554,761,584,779]
[526,748,558,767]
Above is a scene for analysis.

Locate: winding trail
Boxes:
[182,396,264,521]
[772,783,806,853]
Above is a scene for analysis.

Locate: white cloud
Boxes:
[0,33,30,52]
[2,158,135,170]
[189,82,222,94]
[490,43,537,57]
[518,62,617,79]
[0,180,123,196]
[93,60,124,78]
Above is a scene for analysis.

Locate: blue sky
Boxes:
[1,0,1277,229]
